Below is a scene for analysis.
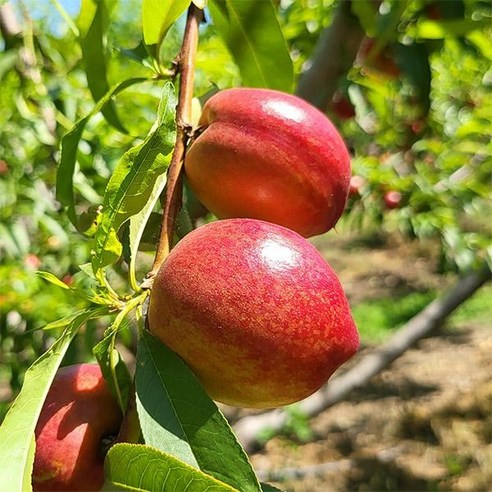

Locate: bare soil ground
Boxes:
[247,232,492,491]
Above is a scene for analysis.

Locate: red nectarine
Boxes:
[32,364,122,491]
[184,88,352,238]
[148,219,359,408]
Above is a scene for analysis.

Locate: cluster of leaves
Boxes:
[336,0,492,272]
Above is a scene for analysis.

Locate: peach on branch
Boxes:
[32,364,122,491]
[184,88,352,238]
[148,218,359,408]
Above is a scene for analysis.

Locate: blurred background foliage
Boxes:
[0,0,490,420]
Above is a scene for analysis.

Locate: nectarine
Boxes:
[148,219,359,408]
[32,364,122,491]
[184,88,352,238]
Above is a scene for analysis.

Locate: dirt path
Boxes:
[250,323,491,491]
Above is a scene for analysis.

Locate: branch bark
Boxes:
[296,0,365,110]
[234,265,491,452]
[147,4,203,281]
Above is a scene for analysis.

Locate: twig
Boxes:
[234,265,491,452]
[148,4,203,281]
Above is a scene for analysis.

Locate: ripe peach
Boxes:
[184,88,352,238]
[148,219,359,408]
[33,364,122,491]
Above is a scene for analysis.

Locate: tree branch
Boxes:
[234,265,491,452]
[296,0,364,110]
[148,4,203,281]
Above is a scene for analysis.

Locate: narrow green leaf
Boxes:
[57,77,149,231]
[0,308,99,492]
[136,331,262,492]
[142,0,191,51]
[77,0,125,131]
[209,0,293,92]
[128,174,167,290]
[104,443,238,492]
[351,0,378,36]
[36,271,70,290]
[91,83,176,272]
[94,334,132,412]
[42,308,94,331]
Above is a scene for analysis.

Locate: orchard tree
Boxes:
[0,0,490,490]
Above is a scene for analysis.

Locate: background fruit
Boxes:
[148,218,359,408]
[384,190,403,209]
[33,364,122,491]
[184,88,352,238]
[349,175,365,197]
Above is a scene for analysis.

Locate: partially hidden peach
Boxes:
[33,364,122,491]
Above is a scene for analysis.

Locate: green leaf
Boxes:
[0,308,100,492]
[36,271,70,290]
[42,309,94,331]
[209,0,294,92]
[94,334,132,412]
[136,331,262,492]
[57,77,149,231]
[91,83,176,272]
[104,443,238,491]
[77,0,125,132]
[351,0,378,36]
[142,0,191,53]
[128,175,167,290]
[261,484,285,492]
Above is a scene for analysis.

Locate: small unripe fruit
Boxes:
[148,219,359,408]
[184,88,351,238]
[33,364,122,491]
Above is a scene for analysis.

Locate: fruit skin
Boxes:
[148,219,359,408]
[33,364,122,491]
[184,88,352,238]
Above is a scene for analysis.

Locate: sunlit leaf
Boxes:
[77,0,125,132]
[410,19,490,40]
[136,330,262,491]
[91,83,176,273]
[209,0,294,91]
[36,271,71,290]
[57,77,149,231]
[142,0,191,54]
[104,443,238,491]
